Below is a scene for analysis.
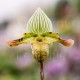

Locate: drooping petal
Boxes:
[7,33,37,47]
[41,32,59,44]
[7,39,21,47]
[27,8,52,34]
[41,32,74,47]
[41,32,59,38]
[59,39,74,47]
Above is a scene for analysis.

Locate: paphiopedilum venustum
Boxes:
[7,8,74,62]
[7,8,74,80]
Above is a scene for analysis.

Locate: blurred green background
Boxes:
[0,0,80,80]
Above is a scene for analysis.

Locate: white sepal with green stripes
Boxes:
[27,8,52,34]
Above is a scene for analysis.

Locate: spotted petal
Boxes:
[41,32,74,47]
[7,33,37,47]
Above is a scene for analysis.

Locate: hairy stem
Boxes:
[40,61,44,80]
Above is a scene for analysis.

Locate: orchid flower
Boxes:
[7,8,74,80]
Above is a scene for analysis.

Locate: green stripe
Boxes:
[27,8,52,34]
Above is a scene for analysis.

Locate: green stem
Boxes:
[40,61,44,80]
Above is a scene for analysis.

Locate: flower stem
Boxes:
[40,61,44,80]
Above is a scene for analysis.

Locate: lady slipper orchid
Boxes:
[7,8,74,80]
